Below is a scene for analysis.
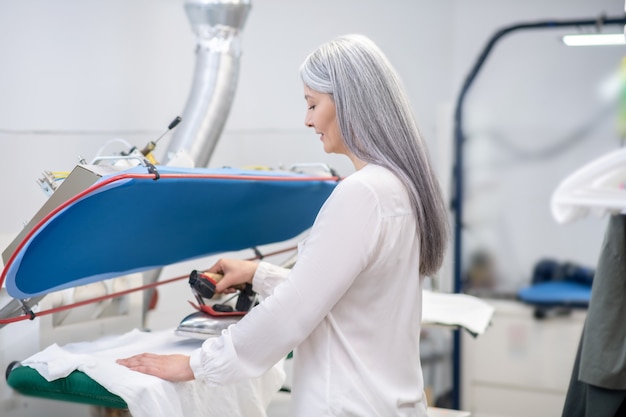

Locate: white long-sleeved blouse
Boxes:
[189,164,427,416]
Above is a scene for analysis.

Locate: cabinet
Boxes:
[461,299,585,417]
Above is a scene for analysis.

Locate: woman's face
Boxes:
[303,85,347,156]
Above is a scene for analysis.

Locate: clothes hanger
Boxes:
[551,146,626,224]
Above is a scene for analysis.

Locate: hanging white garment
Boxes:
[551,147,626,224]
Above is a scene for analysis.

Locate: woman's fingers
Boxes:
[116,353,195,382]
[207,258,258,293]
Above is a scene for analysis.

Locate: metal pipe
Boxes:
[162,0,252,167]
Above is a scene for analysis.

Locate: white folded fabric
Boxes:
[422,290,495,336]
[22,328,285,417]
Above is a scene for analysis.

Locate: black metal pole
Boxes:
[450,14,626,410]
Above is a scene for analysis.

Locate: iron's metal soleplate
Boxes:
[175,311,243,339]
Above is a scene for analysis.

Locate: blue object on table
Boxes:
[517,281,591,308]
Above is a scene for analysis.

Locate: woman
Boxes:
[118,34,449,417]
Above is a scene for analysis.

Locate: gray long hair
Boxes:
[300,34,449,276]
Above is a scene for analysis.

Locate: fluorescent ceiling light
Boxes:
[562,33,626,46]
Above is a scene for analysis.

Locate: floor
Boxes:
[265,392,472,417]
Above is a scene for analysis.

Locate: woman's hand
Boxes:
[116,353,194,382]
[207,258,259,294]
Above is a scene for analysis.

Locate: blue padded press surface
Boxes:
[517,281,591,308]
[2,166,337,298]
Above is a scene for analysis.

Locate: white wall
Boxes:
[0,0,625,414]
[2,0,621,291]
[0,0,623,312]
[0,0,622,314]
[0,0,457,234]
[0,0,624,414]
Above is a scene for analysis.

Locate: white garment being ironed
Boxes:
[190,164,428,417]
[22,328,285,417]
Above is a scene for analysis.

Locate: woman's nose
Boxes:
[304,115,313,127]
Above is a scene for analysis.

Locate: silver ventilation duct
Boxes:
[163,0,252,167]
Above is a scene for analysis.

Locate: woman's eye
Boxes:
[308,105,315,110]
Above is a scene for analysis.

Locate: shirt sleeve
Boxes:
[189,176,382,384]
[252,261,290,300]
